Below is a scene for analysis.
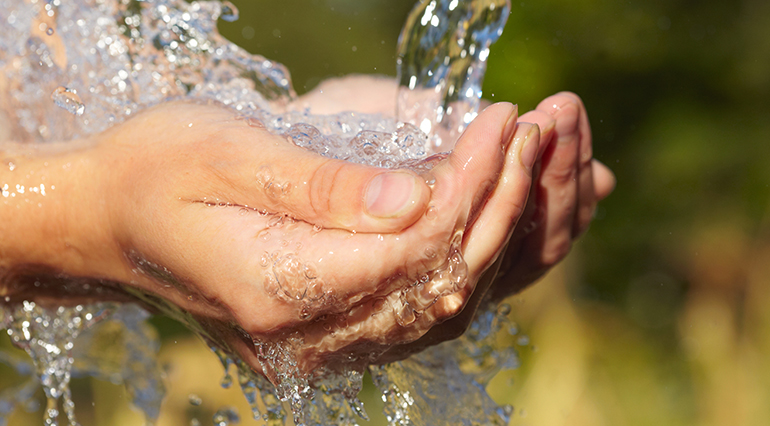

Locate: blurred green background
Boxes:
[3,0,770,425]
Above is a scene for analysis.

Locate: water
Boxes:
[397,0,511,152]
[0,303,164,426]
[0,0,516,425]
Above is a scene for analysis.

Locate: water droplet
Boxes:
[213,406,240,425]
[267,215,284,228]
[219,1,239,22]
[188,394,203,406]
[256,229,271,242]
[299,306,312,320]
[502,404,514,417]
[220,373,233,389]
[393,294,417,326]
[259,252,270,268]
[425,205,438,220]
[424,247,438,261]
[496,303,511,316]
[51,87,85,116]
[245,117,264,128]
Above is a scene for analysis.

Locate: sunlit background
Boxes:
[3,0,770,425]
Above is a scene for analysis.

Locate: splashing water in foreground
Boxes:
[0,0,517,424]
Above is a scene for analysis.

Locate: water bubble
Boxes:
[219,2,239,22]
[46,27,54,35]
[516,335,530,346]
[50,87,85,116]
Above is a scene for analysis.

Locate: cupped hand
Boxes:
[75,99,526,374]
[293,77,615,363]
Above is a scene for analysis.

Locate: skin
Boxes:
[0,75,614,377]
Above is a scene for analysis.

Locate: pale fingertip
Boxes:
[592,160,616,200]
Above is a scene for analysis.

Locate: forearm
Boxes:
[0,140,125,292]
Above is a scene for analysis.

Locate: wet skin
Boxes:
[0,76,614,375]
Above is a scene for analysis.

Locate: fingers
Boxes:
[463,122,540,278]
[559,92,597,237]
[533,92,584,264]
[593,159,616,200]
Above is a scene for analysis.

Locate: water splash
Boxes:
[397,0,511,152]
[0,302,165,426]
[372,303,520,426]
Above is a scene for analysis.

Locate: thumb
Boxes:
[224,127,431,233]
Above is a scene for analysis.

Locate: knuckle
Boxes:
[543,158,578,186]
[308,159,345,219]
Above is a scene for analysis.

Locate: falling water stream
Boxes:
[0,0,520,425]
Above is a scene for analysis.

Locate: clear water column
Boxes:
[396,0,511,154]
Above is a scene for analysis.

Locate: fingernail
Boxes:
[517,123,540,172]
[366,172,423,218]
[502,104,519,148]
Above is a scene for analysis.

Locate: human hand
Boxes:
[1,99,532,375]
[292,76,615,361]
[377,92,615,361]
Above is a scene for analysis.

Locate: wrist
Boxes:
[0,139,126,293]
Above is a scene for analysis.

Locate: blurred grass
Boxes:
[3,0,770,424]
